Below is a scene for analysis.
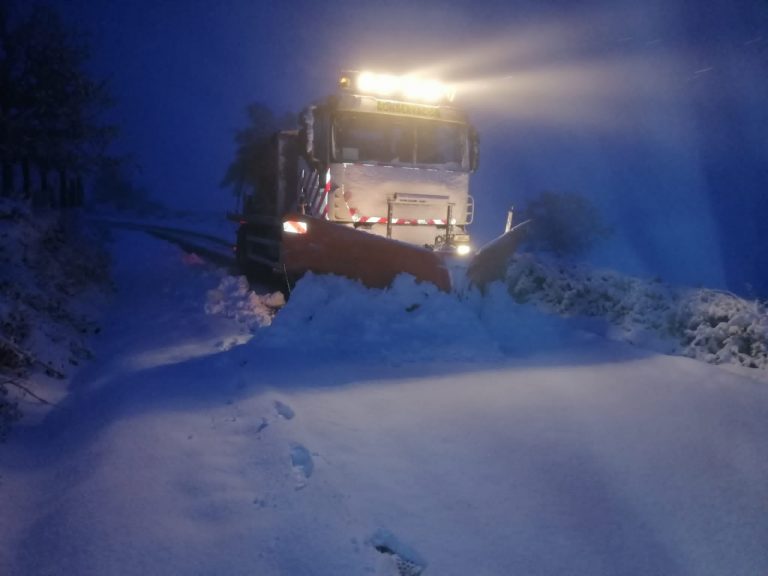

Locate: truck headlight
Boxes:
[456,244,471,256]
[351,71,455,103]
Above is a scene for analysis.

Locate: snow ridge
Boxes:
[204,253,767,374]
[505,253,768,370]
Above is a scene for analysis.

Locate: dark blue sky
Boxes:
[66,0,768,295]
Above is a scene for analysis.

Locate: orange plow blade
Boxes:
[280,213,452,292]
[466,221,529,290]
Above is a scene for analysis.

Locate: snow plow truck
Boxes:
[228,70,525,292]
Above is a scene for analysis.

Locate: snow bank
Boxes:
[505,253,768,371]
[249,272,575,365]
[0,199,110,431]
[204,275,284,330]
[204,251,766,375]
[258,272,499,362]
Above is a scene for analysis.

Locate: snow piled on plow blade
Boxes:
[256,273,574,363]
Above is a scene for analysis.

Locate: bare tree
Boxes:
[0,2,115,205]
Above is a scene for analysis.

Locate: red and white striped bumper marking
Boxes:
[353,216,456,225]
[283,220,308,234]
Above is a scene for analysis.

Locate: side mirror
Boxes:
[299,107,318,163]
[469,127,480,172]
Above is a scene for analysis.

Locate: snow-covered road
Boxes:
[1,232,767,576]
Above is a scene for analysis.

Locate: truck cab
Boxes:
[297,71,479,255]
[231,71,481,286]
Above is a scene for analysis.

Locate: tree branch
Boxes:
[0,335,66,378]
[2,379,51,405]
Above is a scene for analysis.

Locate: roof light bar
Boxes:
[341,71,456,103]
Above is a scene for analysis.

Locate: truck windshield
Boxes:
[332,113,469,171]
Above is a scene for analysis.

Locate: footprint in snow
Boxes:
[369,529,427,576]
[274,400,295,420]
[290,443,314,489]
